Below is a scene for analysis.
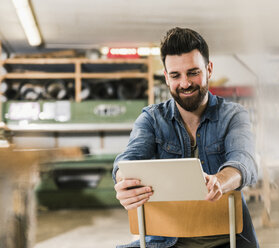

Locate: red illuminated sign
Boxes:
[107,48,140,58]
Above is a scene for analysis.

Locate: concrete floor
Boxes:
[35,208,133,248]
[34,198,279,248]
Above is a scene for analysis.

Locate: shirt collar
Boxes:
[166,91,219,122]
[202,91,219,122]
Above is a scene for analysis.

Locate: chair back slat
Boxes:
[128,191,243,237]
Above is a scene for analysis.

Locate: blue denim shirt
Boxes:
[113,93,258,248]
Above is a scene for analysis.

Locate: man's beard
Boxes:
[169,80,208,112]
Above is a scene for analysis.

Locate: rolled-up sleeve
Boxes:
[218,108,258,189]
[112,110,156,184]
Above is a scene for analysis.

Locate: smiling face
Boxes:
[164,49,213,112]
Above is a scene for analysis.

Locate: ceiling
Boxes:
[0,0,279,55]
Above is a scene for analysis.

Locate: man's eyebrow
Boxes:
[187,67,200,72]
[168,67,200,75]
[169,71,179,75]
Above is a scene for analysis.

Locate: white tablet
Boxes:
[118,158,208,202]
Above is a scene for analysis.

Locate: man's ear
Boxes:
[164,70,169,86]
[207,61,213,79]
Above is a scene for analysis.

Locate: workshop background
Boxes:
[0,0,279,247]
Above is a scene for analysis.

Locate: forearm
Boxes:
[216,167,242,193]
[222,109,258,188]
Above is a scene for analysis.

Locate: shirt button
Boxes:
[197,134,200,137]
[201,160,204,164]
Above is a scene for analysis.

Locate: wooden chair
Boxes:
[128,191,243,248]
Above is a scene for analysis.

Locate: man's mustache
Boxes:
[177,85,200,93]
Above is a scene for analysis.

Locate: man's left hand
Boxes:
[203,167,242,202]
[204,173,223,201]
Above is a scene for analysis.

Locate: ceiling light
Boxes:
[12,0,42,46]
[100,47,109,55]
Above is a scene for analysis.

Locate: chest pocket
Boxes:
[156,138,182,159]
[205,140,226,172]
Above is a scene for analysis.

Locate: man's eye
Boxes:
[188,71,200,76]
[170,74,179,79]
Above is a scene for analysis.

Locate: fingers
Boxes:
[205,175,223,202]
[210,190,222,201]
[205,182,222,201]
[120,191,153,210]
[114,179,153,210]
[206,174,217,191]
[117,184,152,200]
[114,179,140,191]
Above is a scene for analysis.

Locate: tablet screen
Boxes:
[118,158,207,202]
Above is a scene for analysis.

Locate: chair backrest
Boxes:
[128,191,243,237]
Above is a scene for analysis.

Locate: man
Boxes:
[112,27,259,247]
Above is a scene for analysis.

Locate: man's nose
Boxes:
[180,75,192,88]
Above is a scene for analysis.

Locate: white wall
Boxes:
[210,54,258,86]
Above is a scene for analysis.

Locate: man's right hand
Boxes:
[114,171,153,210]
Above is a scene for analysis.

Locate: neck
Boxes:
[176,92,208,126]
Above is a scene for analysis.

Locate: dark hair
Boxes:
[160,27,209,67]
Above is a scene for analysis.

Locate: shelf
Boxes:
[209,86,254,98]
[81,72,148,79]
[1,57,149,65]
[1,72,148,80]
[6,123,134,133]
[2,72,76,79]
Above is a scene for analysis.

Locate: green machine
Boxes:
[2,99,147,209]
[36,154,120,209]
